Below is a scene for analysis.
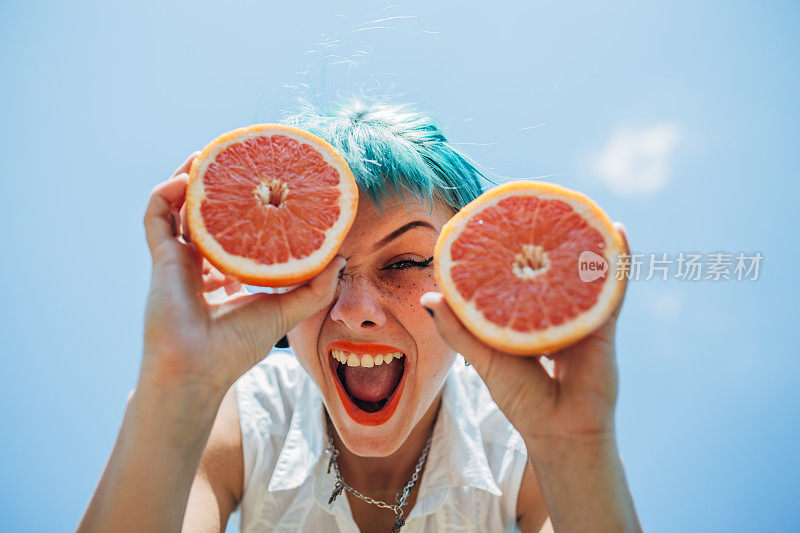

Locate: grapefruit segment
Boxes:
[435,181,625,355]
[186,124,358,287]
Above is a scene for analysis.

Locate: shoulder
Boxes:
[234,348,309,431]
[192,352,297,502]
[187,352,301,530]
[183,385,244,530]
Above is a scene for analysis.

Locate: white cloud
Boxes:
[592,122,681,195]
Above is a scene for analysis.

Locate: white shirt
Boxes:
[234,348,528,532]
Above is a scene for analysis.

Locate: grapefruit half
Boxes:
[186,124,358,287]
[434,181,625,355]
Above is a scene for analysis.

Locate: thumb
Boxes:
[419,291,552,397]
[215,257,345,348]
[275,256,346,330]
[419,292,496,373]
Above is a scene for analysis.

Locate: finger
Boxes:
[171,153,199,243]
[610,221,631,320]
[202,266,229,293]
[203,280,249,304]
[276,257,346,328]
[144,171,207,305]
[180,196,192,244]
[172,151,200,179]
[201,261,243,295]
[419,292,493,367]
[555,327,620,400]
[224,278,243,295]
[143,173,190,260]
[419,292,552,392]
[216,257,346,347]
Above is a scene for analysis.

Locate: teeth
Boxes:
[331,349,404,368]
[332,349,345,363]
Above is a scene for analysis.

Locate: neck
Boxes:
[330,394,441,495]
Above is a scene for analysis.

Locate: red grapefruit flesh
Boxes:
[186,124,358,287]
[435,181,625,355]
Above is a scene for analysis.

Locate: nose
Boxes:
[329,274,387,331]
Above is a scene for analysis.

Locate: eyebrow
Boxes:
[373,220,437,251]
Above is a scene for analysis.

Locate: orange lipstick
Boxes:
[326,341,407,426]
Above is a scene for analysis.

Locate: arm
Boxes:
[182,386,243,533]
[423,223,642,533]
[77,153,343,532]
[515,437,637,533]
[516,460,550,533]
[78,378,243,533]
[523,435,638,533]
[77,378,225,532]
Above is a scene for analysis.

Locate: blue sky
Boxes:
[2,1,798,531]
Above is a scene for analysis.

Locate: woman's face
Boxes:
[287,192,456,456]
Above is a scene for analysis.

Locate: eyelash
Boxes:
[382,256,434,271]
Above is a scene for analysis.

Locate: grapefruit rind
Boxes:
[435,180,625,356]
[186,124,358,287]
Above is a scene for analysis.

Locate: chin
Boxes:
[290,330,453,456]
[332,412,413,457]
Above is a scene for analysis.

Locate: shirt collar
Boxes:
[421,360,503,497]
[265,357,503,504]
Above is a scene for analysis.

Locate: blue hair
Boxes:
[282,98,485,212]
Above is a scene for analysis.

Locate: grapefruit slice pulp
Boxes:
[434,181,625,355]
[186,124,358,287]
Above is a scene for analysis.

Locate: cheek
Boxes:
[414,339,456,409]
[287,308,327,369]
[378,272,447,353]
[378,271,440,308]
[383,274,455,388]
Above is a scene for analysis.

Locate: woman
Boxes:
[78,100,642,532]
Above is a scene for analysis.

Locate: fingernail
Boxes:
[424,306,434,317]
[419,291,443,308]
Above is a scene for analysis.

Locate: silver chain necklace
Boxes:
[325,428,433,533]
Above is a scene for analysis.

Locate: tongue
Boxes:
[342,357,404,402]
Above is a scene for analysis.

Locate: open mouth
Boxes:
[327,341,408,426]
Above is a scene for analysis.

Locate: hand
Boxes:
[421,223,630,453]
[141,152,344,391]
